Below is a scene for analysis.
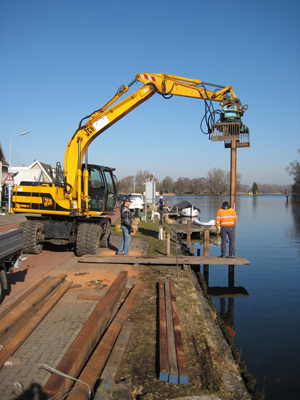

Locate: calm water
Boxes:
[166,195,300,399]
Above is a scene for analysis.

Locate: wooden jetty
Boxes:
[171,223,220,236]
[79,255,250,266]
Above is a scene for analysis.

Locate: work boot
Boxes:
[219,254,225,258]
[229,254,235,258]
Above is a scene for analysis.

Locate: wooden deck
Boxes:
[79,255,250,266]
[170,223,220,235]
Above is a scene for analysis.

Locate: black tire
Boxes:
[19,221,31,253]
[27,221,44,254]
[76,223,89,257]
[100,220,111,248]
[87,225,101,255]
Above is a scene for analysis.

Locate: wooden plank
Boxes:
[43,271,128,399]
[0,276,48,321]
[0,274,67,339]
[0,280,72,368]
[165,281,178,384]
[44,271,128,397]
[77,294,103,301]
[169,280,189,384]
[100,321,134,380]
[0,282,64,349]
[79,255,250,266]
[158,280,169,381]
[66,280,143,400]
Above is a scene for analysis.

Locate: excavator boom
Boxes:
[64,72,248,201]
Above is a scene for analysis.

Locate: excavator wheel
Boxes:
[19,221,31,253]
[76,223,89,257]
[87,224,101,255]
[26,221,44,254]
[100,220,111,248]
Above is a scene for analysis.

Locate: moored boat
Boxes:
[171,200,200,218]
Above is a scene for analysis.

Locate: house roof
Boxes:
[28,160,53,182]
[10,168,42,185]
[10,160,54,185]
[0,142,9,166]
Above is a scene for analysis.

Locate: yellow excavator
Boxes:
[11,73,249,256]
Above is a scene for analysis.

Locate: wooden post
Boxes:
[167,234,170,256]
[203,230,209,285]
[186,218,191,252]
[191,242,194,255]
[230,139,237,209]
[228,265,235,288]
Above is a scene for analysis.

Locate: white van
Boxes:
[128,193,144,212]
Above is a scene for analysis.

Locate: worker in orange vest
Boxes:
[215,201,238,258]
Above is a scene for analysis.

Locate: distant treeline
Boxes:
[117,168,291,196]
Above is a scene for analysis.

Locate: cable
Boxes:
[38,363,93,399]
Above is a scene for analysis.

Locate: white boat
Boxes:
[193,219,220,235]
[193,219,216,227]
[179,206,200,217]
[172,201,200,218]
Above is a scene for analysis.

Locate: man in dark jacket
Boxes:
[117,197,133,255]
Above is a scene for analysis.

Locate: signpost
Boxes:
[5,173,14,213]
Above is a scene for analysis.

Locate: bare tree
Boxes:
[286,149,300,202]
[117,175,134,193]
[225,171,242,193]
[161,176,174,192]
[206,168,227,195]
[191,177,206,195]
[174,177,191,195]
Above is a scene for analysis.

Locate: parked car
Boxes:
[128,193,144,212]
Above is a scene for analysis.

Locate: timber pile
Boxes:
[42,271,144,400]
[0,274,72,369]
[79,255,250,266]
[159,280,188,384]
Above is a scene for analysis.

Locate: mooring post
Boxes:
[203,230,209,285]
[186,218,191,252]
[230,139,237,209]
[228,265,235,287]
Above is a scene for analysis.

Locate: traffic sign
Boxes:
[5,173,14,183]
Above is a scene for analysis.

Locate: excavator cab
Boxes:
[82,164,117,213]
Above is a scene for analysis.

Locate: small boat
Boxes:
[193,219,216,227]
[193,218,220,235]
[172,200,200,218]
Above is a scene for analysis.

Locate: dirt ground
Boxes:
[115,264,250,400]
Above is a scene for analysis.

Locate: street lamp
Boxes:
[8,131,30,213]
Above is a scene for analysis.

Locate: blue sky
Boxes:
[1,0,299,186]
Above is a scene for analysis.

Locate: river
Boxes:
[165,195,300,399]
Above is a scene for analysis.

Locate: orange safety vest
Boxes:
[215,208,238,229]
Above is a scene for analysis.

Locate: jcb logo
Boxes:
[43,198,53,207]
[83,126,96,137]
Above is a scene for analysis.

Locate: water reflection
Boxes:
[167,195,300,398]
[291,203,300,254]
[206,267,249,339]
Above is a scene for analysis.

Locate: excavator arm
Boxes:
[64,72,248,206]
